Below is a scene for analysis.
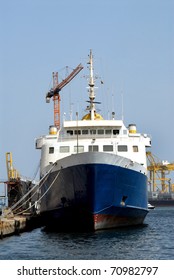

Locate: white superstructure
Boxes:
[36,119,151,177]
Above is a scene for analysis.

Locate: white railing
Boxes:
[57,133,120,142]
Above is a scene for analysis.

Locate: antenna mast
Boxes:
[121,89,124,121]
[88,49,96,120]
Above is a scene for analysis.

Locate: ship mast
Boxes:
[88,49,96,120]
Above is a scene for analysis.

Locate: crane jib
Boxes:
[53,63,83,94]
[45,63,83,129]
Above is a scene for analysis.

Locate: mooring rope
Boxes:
[3,162,57,218]
[12,167,53,214]
[14,169,61,216]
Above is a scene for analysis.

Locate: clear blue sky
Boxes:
[0,0,174,185]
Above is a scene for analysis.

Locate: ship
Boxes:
[148,192,174,207]
[36,50,151,230]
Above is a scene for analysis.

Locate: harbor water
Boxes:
[0,207,174,260]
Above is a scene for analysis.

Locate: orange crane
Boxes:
[46,63,83,129]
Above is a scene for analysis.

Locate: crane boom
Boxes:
[46,63,83,129]
[46,63,83,98]
[54,63,83,93]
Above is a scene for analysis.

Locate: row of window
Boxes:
[66,129,120,136]
[49,145,139,154]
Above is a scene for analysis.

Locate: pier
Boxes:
[0,215,26,238]
[0,210,42,238]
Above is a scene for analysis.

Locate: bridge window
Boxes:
[82,129,88,135]
[90,129,96,135]
[118,145,128,152]
[75,130,81,135]
[67,130,73,135]
[89,145,98,152]
[74,146,84,153]
[133,146,139,152]
[113,129,119,135]
[103,145,113,152]
[60,146,70,153]
[98,129,104,135]
[49,147,54,154]
[105,129,112,134]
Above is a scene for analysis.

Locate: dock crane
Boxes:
[5,152,37,212]
[6,152,20,181]
[5,152,23,207]
[146,151,174,193]
[46,63,83,129]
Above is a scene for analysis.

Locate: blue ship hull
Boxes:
[40,159,148,230]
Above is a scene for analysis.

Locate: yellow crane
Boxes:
[6,152,20,181]
[146,151,174,193]
[5,152,23,207]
